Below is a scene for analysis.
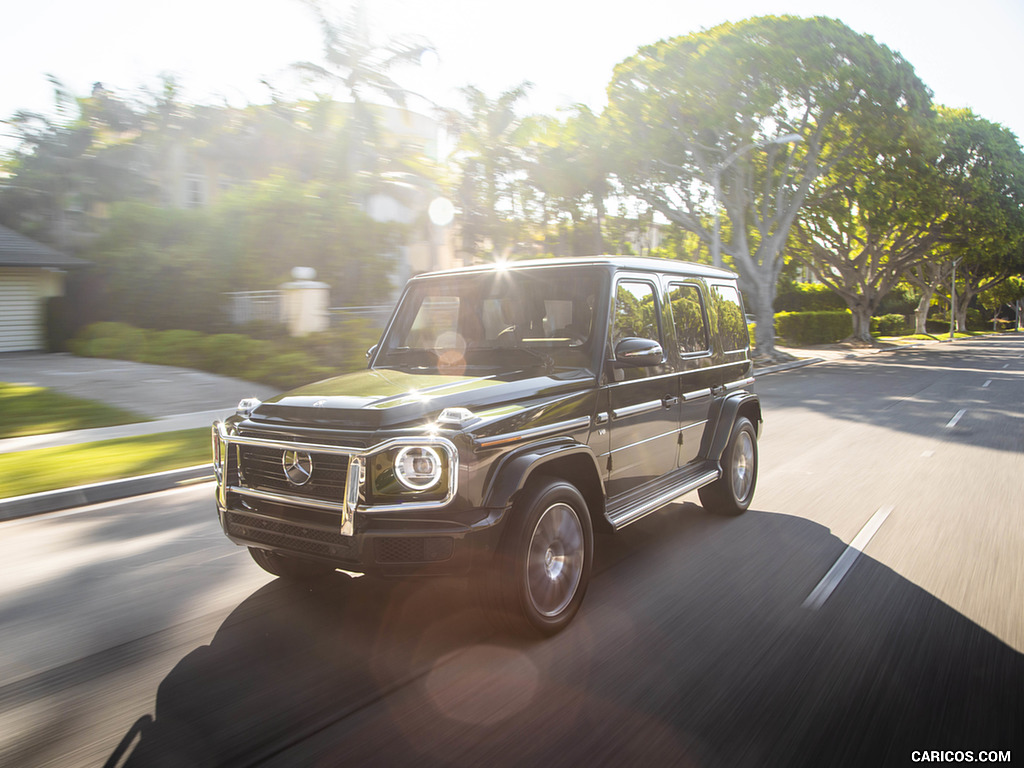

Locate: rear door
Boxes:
[664,280,716,466]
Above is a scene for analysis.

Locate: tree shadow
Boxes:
[758,338,1024,453]
[105,503,1023,768]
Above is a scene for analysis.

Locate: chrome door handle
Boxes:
[662,395,680,407]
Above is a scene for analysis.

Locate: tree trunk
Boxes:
[742,266,779,359]
[752,288,776,358]
[955,288,976,333]
[850,304,873,342]
[913,286,935,334]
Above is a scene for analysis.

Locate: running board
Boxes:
[606,463,721,530]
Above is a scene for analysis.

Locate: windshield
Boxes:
[376,265,606,375]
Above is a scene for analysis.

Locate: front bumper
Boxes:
[212,421,501,576]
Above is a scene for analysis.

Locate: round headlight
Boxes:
[394,446,443,491]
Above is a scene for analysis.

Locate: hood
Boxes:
[249,367,593,431]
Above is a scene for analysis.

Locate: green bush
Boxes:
[876,285,919,315]
[295,319,378,370]
[774,311,853,345]
[871,314,909,336]
[197,334,263,375]
[140,330,205,367]
[70,322,149,360]
[260,352,335,389]
[68,321,368,389]
[966,308,987,331]
[774,282,846,312]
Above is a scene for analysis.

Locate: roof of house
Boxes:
[0,224,89,268]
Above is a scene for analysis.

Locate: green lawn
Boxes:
[0,429,211,499]
[0,382,149,439]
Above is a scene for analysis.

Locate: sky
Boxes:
[2,0,1023,152]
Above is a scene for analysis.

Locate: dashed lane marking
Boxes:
[945,409,966,429]
[803,506,894,610]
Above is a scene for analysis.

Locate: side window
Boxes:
[667,283,710,355]
[407,296,460,349]
[710,284,750,352]
[612,280,663,381]
[612,280,661,346]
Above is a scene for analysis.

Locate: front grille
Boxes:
[238,444,349,500]
[375,537,454,564]
[227,510,355,560]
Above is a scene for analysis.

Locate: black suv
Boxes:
[213,257,761,634]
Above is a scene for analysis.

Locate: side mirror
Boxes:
[613,337,664,368]
[366,344,378,362]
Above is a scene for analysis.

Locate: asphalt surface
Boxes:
[0,335,1020,767]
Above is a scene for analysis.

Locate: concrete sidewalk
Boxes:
[1,353,278,520]
[0,341,938,520]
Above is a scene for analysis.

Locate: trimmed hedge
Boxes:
[870,314,909,336]
[70,321,375,390]
[774,283,847,312]
[774,311,853,345]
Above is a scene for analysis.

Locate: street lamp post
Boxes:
[949,256,963,340]
[710,133,802,269]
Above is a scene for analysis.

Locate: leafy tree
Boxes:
[787,112,945,341]
[938,112,1024,331]
[606,15,932,358]
[523,106,611,256]
[980,275,1024,331]
[0,78,150,246]
[898,109,1024,333]
[76,179,404,332]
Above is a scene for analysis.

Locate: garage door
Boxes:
[0,269,43,352]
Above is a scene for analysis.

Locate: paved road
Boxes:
[1,337,1021,767]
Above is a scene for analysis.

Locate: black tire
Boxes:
[248,547,337,582]
[479,477,594,636]
[698,416,758,515]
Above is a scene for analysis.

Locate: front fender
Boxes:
[482,438,604,511]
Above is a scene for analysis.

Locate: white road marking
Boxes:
[983,380,992,388]
[803,506,894,610]
[921,450,935,458]
[945,409,966,429]
[1004,363,1011,369]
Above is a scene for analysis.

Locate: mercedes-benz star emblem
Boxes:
[282,450,314,486]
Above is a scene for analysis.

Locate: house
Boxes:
[0,224,87,352]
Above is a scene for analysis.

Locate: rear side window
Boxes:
[710,285,750,352]
[666,283,710,355]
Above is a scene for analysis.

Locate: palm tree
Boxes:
[292,0,433,180]
[439,83,534,260]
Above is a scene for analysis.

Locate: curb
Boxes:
[0,465,214,522]
[754,357,824,376]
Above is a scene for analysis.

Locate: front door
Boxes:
[604,277,681,498]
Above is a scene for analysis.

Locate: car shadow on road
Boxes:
[105,504,1023,768]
